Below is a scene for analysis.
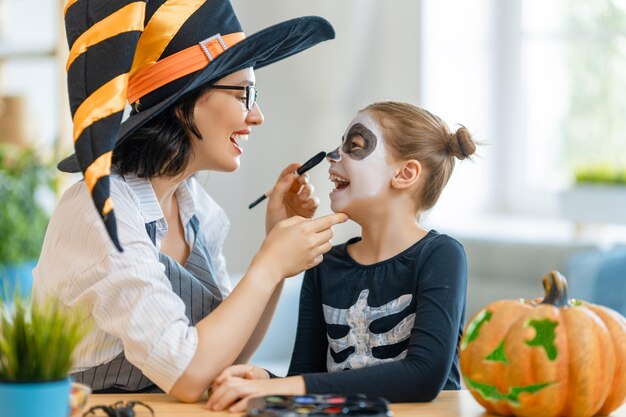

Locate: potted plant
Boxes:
[0,294,88,417]
[0,144,56,301]
[559,165,626,225]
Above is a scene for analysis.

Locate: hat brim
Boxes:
[58,16,334,173]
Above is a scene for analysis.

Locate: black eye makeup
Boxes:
[341,123,377,160]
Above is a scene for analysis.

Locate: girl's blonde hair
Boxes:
[364,101,476,211]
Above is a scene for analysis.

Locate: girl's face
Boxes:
[188,68,264,172]
[327,111,397,214]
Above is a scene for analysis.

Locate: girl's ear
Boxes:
[391,160,421,190]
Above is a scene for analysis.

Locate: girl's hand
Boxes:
[252,212,348,281]
[266,163,320,234]
[214,364,269,384]
[207,376,305,413]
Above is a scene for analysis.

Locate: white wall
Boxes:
[203,0,422,274]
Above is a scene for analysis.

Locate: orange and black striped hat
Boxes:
[59,0,335,251]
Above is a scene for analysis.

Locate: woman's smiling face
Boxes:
[187,68,264,173]
[327,110,397,215]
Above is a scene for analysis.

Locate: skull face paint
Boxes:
[342,122,378,160]
[327,111,396,215]
[327,122,378,162]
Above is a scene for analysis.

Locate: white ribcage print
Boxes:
[323,289,415,372]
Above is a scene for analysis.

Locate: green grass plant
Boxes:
[574,165,626,186]
[0,295,86,381]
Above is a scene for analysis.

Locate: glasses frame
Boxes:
[207,85,258,111]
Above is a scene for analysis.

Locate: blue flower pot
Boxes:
[0,377,71,417]
[0,260,36,301]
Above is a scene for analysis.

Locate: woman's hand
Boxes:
[214,364,270,383]
[266,163,320,234]
[207,376,305,413]
[252,212,348,281]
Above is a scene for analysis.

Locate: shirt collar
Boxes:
[122,173,164,224]
[120,173,197,227]
[176,179,196,228]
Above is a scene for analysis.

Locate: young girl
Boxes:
[207,101,475,411]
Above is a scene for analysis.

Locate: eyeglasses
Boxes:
[207,85,258,111]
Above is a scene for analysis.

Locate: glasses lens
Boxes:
[247,86,258,111]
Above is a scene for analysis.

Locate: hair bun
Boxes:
[449,126,476,160]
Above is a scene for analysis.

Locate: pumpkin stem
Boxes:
[541,271,571,307]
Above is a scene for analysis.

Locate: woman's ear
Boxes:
[174,106,184,121]
[175,105,200,140]
[391,159,421,190]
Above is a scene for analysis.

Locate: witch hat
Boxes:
[62,0,334,251]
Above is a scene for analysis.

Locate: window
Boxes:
[421,0,626,220]
[521,0,626,191]
[0,0,61,150]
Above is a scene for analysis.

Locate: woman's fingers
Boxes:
[308,241,332,268]
[298,183,314,201]
[230,396,254,413]
[255,212,348,279]
[207,378,255,411]
[276,162,301,182]
[206,381,230,409]
[270,173,298,203]
[207,380,242,411]
[215,388,245,411]
[315,227,334,244]
[291,173,308,194]
[309,213,349,232]
[314,241,333,257]
[275,215,307,228]
[298,173,309,184]
[214,364,253,385]
[300,197,320,213]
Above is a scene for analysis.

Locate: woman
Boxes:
[33,0,346,402]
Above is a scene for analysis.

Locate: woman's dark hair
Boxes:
[112,85,212,178]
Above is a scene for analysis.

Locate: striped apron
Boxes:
[72,215,223,392]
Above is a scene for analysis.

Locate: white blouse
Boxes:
[32,173,232,393]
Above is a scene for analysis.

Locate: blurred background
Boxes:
[1,0,625,374]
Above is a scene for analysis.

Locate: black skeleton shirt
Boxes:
[287,230,468,402]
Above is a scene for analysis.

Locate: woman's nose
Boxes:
[246,103,264,126]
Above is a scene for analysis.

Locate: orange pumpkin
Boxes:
[460,271,626,417]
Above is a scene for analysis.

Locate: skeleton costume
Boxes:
[287,231,467,402]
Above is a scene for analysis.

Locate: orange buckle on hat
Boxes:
[127,32,245,107]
